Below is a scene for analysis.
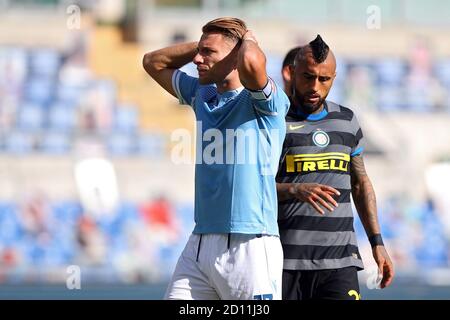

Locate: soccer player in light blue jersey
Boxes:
[143,17,290,300]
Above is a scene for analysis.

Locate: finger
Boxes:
[381,275,392,288]
[313,194,334,212]
[325,190,339,198]
[308,199,325,215]
[319,191,339,208]
[322,185,340,196]
[377,260,384,276]
[379,262,389,288]
[383,273,394,288]
[381,262,395,288]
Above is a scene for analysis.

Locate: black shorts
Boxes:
[282,266,361,300]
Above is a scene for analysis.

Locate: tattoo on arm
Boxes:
[351,156,381,236]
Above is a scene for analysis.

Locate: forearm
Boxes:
[237,36,267,90]
[352,176,381,237]
[277,183,295,201]
[143,42,198,74]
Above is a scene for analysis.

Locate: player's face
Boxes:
[193,32,239,85]
[292,55,336,113]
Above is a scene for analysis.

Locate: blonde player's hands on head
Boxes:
[242,30,258,45]
[288,183,340,215]
[372,245,394,288]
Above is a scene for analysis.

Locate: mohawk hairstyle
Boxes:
[309,35,329,63]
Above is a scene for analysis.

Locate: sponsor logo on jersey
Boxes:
[312,129,330,147]
[285,152,350,173]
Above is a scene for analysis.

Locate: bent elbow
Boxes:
[142,52,160,77]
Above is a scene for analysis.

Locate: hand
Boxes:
[289,183,340,215]
[242,30,258,44]
[372,245,394,288]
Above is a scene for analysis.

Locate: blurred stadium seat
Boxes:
[40,131,71,154]
[4,131,35,154]
[107,132,137,156]
[29,48,61,78]
[375,58,408,86]
[47,106,77,133]
[113,105,138,134]
[25,77,54,106]
[16,104,45,132]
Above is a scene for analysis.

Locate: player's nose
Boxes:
[311,79,320,91]
[193,53,203,64]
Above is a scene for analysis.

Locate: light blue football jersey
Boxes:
[172,70,289,235]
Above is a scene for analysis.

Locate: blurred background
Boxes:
[0,0,450,299]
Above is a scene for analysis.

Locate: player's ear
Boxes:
[282,65,291,83]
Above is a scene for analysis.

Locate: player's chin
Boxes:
[303,101,322,112]
[198,75,213,85]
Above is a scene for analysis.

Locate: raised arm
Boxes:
[142,42,198,97]
[350,155,394,288]
[237,31,268,90]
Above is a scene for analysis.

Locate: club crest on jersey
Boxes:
[312,129,329,148]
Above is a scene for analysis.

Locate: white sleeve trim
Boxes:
[248,78,274,101]
[171,69,185,105]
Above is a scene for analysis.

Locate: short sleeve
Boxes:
[172,69,199,108]
[350,113,365,157]
[247,78,290,117]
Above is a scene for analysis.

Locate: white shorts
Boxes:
[164,233,283,300]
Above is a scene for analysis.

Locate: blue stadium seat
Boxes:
[0,202,22,246]
[335,58,348,81]
[16,104,45,132]
[0,47,28,89]
[107,133,136,156]
[375,58,407,86]
[415,227,448,267]
[113,105,138,134]
[346,59,375,72]
[138,133,166,156]
[176,203,195,229]
[116,201,139,222]
[40,131,71,154]
[376,85,404,111]
[94,79,117,108]
[434,59,450,87]
[158,245,180,277]
[4,131,35,154]
[51,201,83,226]
[55,84,84,105]
[25,77,54,105]
[0,45,27,66]
[48,106,77,132]
[405,84,433,112]
[29,48,61,78]
[44,241,71,266]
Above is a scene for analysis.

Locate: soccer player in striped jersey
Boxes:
[276,35,394,300]
[143,18,289,300]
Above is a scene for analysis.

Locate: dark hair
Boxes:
[202,17,247,43]
[309,35,329,63]
[282,47,301,68]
